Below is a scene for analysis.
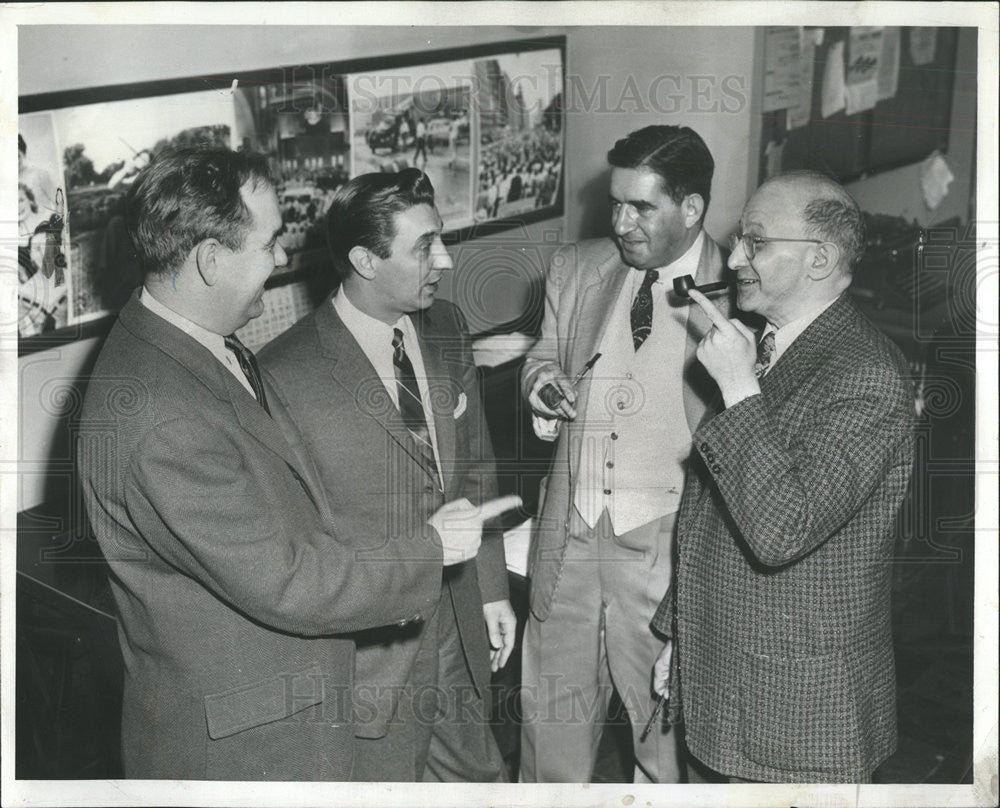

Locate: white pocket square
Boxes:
[453,392,467,419]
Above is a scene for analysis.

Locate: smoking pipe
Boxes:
[671,274,732,298]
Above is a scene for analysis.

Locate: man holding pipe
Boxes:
[652,171,915,783]
[519,125,728,783]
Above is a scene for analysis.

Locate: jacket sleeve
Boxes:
[521,244,573,400]
[451,304,510,606]
[120,414,443,637]
[693,362,914,567]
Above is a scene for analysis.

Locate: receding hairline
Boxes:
[759,172,854,213]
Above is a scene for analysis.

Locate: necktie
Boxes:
[224,334,271,415]
[754,330,776,378]
[392,328,440,486]
[630,269,659,351]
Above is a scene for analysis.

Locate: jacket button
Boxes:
[606,461,614,469]
[700,442,709,452]
[603,488,612,495]
[610,432,619,440]
[616,401,625,410]
[711,464,721,473]
[705,451,716,462]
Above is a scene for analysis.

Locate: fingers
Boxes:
[687,288,734,331]
[477,494,523,523]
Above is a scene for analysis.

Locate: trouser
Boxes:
[352,588,506,782]
[520,507,680,783]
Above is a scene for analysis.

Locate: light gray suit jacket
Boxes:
[521,234,728,621]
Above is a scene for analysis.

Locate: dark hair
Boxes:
[18,133,26,155]
[607,125,714,217]
[779,170,867,272]
[125,147,273,276]
[18,182,38,214]
[325,167,435,282]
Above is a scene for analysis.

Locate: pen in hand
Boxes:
[538,352,602,410]
[641,693,667,741]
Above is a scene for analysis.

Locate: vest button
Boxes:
[603,488,612,495]
[606,461,614,469]
[616,401,625,410]
[610,432,618,440]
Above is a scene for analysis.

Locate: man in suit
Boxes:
[519,125,728,783]
[77,148,479,780]
[259,168,519,782]
[651,171,915,783]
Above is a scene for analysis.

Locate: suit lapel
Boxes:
[314,301,438,483]
[761,293,852,399]
[570,247,631,421]
[119,293,300,470]
[413,310,457,496]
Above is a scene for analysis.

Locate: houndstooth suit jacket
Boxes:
[652,292,915,783]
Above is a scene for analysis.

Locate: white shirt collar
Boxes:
[631,229,705,284]
[139,286,255,394]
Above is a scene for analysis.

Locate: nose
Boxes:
[727,237,748,271]
[613,204,635,236]
[430,236,453,272]
[274,241,289,269]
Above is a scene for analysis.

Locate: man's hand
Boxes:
[427,495,522,566]
[688,288,761,408]
[652,640,672,698]
[527,363,577,421]
[483,599,517,672]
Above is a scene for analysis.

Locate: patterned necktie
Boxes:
[630,269,659,351]
[392,328,440,486]
[224,334,271,415]
[754,330,776,378]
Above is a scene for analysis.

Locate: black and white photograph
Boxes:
[2,5,996,808]
[349,60,476,227]
[473,48,564,224]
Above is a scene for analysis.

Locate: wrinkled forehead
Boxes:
[742,179,807,230]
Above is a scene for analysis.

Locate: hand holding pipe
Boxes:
[672,274,732,298]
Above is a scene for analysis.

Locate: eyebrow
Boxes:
[609,194,655,209]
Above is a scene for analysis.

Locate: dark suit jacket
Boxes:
[78,292,441,780]
[258,297,508,740]
[521,234,728,620]
[653,293,915,782]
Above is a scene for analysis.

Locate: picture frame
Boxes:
[15,35,566,356]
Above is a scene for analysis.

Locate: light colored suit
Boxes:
[652,293,915,782]
[518,234,727,782]
[259,297,508,781]
[78,291,441,780]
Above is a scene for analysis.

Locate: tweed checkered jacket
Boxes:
[652,293,915,782]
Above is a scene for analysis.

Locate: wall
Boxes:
[845,26,978,229]
[16,25,978,512]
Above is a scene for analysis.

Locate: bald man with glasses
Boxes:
[651,170,915,783]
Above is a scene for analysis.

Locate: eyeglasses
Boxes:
[729,232,823,260]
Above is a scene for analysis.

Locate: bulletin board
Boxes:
[758,26,960,184]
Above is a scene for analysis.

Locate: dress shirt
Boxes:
[139,287,255,397]
[332,290,443,487]
[760,294,841,375]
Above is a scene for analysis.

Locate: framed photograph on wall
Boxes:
[15,35,565,356]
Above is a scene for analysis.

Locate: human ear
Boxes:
[194,240,220,286]
[348,245,377,280]
[806,241,841,280]
[683,194,704,229]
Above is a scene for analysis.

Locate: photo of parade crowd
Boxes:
[473,50,563,223]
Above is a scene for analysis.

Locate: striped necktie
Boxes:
[224,334,271,415]
[754,330,776,378]
[391,328,440,487]
[630,269,659,350]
